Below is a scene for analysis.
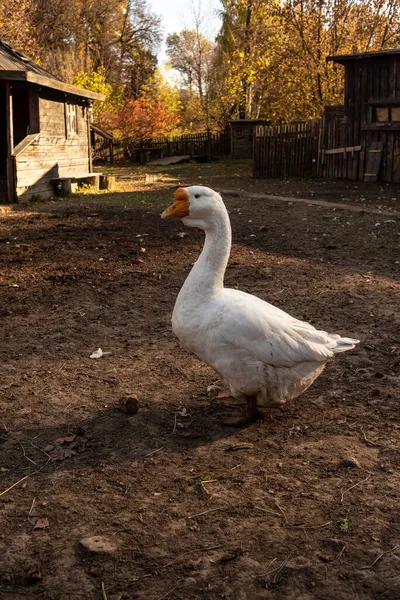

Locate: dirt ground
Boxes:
[0,160,399,599]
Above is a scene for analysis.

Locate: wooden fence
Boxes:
[253,120,321,178]
[93,130,230,164]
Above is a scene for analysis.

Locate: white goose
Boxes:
[162,186,359,425]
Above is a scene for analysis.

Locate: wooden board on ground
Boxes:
[147,155,191,166]
[364,141,384,182]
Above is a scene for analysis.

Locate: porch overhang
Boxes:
[0,70,105,101]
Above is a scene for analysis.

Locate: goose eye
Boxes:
[194,194,200,198]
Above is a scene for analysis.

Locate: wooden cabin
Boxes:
[0,39,104,203]
[323,49,400,183]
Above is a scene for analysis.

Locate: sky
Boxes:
[148,0,222,65]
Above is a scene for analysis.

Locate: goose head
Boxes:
[161,186,225,230]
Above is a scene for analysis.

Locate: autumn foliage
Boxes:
[102,94,181,142]
[1,0,400,136]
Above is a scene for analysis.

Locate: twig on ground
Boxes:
[275,501,289,524]
[255,506,281,517]
[360,427,380,447]
[0,474,30,498]
[77,371,117,384]
[337,544,347,561]
[264,554,292,581]
[272,553,292,582]
[229,464,241,471]
[165,414,177,438]
[262,557,277,576]
[111,528,130,536]
[144,447,164,457]
[292,521,332,530]
[361,545,398,570]
[0,458,51,499]
[16,439,37,465]
[225,443,253,452]
[27,497,36,525]
[101,581,108,600]
[29,441,51,459]
[188,507,224,519]
[340,474,371,504]
[157,583,181,600]
[163,545,222,568]
[2,421,9,431]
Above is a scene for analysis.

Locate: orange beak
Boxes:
[161,187,190,220]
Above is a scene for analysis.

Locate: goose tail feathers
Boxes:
[332,337,360,353]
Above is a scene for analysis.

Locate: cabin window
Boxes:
[65,103,78,137]
[374,106,400,123]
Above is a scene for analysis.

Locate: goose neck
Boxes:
[187,210,232,294]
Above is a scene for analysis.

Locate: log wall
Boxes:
[15,88,90,200]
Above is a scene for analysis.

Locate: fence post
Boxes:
[206,129,212,161]
[109,140,114,164]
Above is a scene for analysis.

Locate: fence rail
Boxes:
[253,121,321,179]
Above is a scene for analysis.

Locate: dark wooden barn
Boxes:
[322,49,400,183]
[0,40,104,203]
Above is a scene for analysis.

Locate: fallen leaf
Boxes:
[90,348,104,359]
[44,433,87,461]
[25,565,42,583]
[33,518,49,530]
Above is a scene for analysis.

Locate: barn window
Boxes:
[65,103,78,136]
[375,107,389,122]
[391,107,400,121]
[374,106,400,123]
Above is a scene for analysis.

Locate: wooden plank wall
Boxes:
[253,121,320,179]
[15,89,90,200]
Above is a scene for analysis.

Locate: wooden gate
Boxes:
[319,105,363,180]
[253,120,320,178]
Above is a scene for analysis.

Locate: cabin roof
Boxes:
[0,39,104,101]
[327,48,400,64]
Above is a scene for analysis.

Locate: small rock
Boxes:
[79,536,117,554]
[118,396,140,414]
[340,456,361,469]
[206,384,220,396]
[319,554,332,562]
[25,565,42,584]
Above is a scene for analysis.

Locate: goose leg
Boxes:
[222,396,262,427]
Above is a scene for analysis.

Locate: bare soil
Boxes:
[0,161,399,599]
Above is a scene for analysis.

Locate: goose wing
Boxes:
[218,289,356,368]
